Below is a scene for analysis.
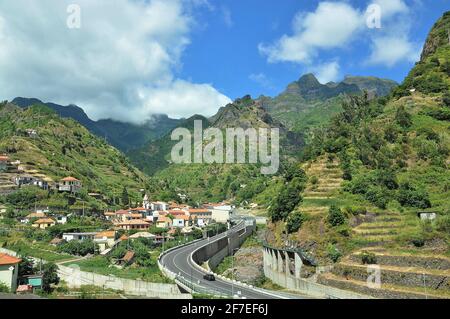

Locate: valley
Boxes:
[0,9,449,300]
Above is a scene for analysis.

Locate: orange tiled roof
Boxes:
[34,218,55,224]
[61,176,80,182]
[95,231,116,239]
[174,215,190,221]
[157,216,171,223]
[0,253,22,265]
[0,156,9,161]
[115,210,130,215]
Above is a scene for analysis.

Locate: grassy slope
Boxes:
[0,103,149,208]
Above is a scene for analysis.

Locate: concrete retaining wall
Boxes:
[192,225,254,269]
[58,265,191,299]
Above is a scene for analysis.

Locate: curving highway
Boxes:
[160,222,308,299]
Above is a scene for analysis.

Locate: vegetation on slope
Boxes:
[0,102,149,210]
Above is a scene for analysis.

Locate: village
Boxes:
[0,154,237,297]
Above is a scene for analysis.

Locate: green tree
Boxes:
[286,211,305,233]
[121,187,130,207]
[41,263,60,293]
[18,257,34,281]
[397,182,431,209]
[395,105,412,128]
[269,181,303,222]
[327,205,346,227]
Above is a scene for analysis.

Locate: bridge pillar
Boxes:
[269,249,276,272]
[277,251,284,274]
[294,253,303,279]
[284,251,290,276]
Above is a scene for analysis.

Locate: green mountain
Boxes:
[259,74,398,133]
[0,102,149,210]
[11,97,180,152]
[129,95,303,204]
[265,11,450,275]
[342,76,398,96]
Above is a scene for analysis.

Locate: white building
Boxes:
[151,201,168,211]
[0,253,21,292]
[62,232,97,241]
[211,205,235,223]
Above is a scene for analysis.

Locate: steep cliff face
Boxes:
[420,11,450,62]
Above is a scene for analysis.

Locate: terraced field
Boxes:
[318,248,450,299]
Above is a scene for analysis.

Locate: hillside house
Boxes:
[143,194,150,209]
[62,232,97,241]
[118,251,135,266]
[58,176,82,193]
[129,232,157,240]
[188,209,212,225]
[104,211,116,221]
[94,231,117,252]
[55,215,68,224]
[210,205,235,223]
[156,216,172,229]
[114,219,150,231]
[32,218,55,229]
[151,201,168,211]
[0,253,21,292]
[0,156,8,172]
[173,215,190,228]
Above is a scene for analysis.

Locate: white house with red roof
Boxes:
[58,176,82,193]
[0,253,22,292]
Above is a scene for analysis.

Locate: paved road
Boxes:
[160,223,307,299]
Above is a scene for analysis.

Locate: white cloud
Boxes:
[0,0,231,124]
[310,61,340,83]
[249,73,273,89]
[259,2,364,64]
[368,35,420,67]
[371,0,409,19]
[259,0,418,70]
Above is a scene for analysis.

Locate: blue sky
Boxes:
[0,0,448,122]
[181,0,449,99]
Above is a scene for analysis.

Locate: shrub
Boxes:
[327,205,346,227]
[327,244,342,263]
[365,186,390,209]
[268,178,305,222]
[310,176,319,185]
[57,239,98,256]
[344,175,372,195]
[361,251,377,265]
[0,283,10,293]
[397,183,431,209]
[395,105,412,128]
[286,211,305,233]
[435,215,450,233]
